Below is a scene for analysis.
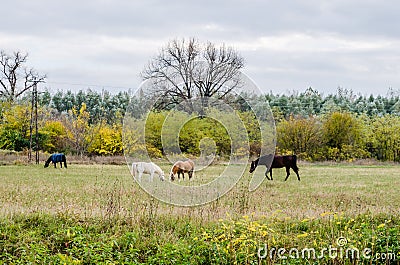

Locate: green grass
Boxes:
[2,163,399,218]
[0,163,399,264]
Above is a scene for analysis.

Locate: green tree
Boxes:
[178,116,231,157]
[0,103,31,150]
[144,111,167,154]
[321,112,367,160]
[39,120,68,153]
[62,103,93,156]
[369,115,400,161]
[276,115,322,160]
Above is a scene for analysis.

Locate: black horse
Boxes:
[249,154,300,181]
[44,153,67,168]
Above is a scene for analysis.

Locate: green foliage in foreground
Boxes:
[1,213,398,264]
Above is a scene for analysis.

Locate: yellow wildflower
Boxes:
[297,232,309,238]
[320,212,334,217]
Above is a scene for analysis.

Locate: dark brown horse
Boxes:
[249,154,300,181]
[169,160,194,181]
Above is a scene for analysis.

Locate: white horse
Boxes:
[130,162,165,182]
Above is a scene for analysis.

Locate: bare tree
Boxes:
[0,50,46,102]
[141,38,245,111]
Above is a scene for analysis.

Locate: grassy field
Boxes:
[1,162,399,264]
[1,163,400,218]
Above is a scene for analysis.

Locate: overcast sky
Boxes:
[2,0,400,96]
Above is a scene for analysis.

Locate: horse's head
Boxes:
[249,160,258,173]
[169,169,175,181]
[44,161,50,168]
[188,170,194,179]
[160,171,165,181]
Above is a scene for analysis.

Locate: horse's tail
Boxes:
[292,155,299,171]
[63,154,67,168]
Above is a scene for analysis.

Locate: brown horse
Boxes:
[170,160,194,181]
[249,154,300,181]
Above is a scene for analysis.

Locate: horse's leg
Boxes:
[284,167,290,181]
[138,171,143,182]
[159,172,164,181]
[53,162,57,168]
[60,162,63,168]
[292,166,300,181]
[264,168,270,180]
[150,171,154,182]
[64,160,67,168]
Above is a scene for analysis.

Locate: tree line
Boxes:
[1,87,400,162]
[267,86,400,119]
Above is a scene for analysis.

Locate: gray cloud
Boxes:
[1,0,400,95]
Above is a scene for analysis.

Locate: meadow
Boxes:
[1,162,399,264]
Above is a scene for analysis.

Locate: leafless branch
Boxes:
[0,50,46,102]
[140,38,244,112]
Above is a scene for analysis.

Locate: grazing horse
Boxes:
[131,162,165,182]
[249,154,300,181]
[170,160,194,181]
[44,153,67,168]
